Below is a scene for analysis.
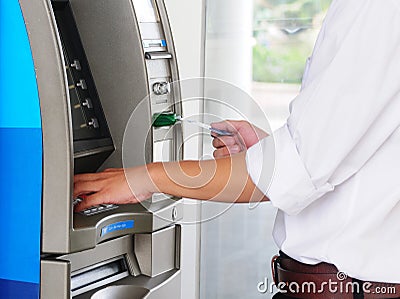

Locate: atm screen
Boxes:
[52,0,114,173]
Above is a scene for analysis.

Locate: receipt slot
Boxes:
[0,0,183,298]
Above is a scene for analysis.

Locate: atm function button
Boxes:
[88,118,99,129]
[71,59,82,71]
[76,79,87,90]
[82,98,93,109]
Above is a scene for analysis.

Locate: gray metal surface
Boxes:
[40,260,71,299]
[78,270,181,299]
[19,0,74,253]
[58,235,139,274]
[42,231,181,298]
[70,199,183,252]
[135,225,177,277]
[155,0,184,161]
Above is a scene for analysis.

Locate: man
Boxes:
[74,0,400,297]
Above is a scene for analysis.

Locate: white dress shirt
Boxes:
[246,0,400,283]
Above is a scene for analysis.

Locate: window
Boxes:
[200,1,332,298]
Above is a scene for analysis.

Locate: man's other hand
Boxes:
[211,120,268,158]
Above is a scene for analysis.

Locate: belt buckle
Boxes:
[271,254,280,285]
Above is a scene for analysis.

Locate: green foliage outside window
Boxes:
[253,0,332,83]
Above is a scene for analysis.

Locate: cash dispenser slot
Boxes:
[71,257,129,296]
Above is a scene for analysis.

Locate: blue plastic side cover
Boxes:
[0,1,43,298]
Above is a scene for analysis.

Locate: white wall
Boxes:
[163,1,205,298]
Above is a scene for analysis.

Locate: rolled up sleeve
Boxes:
[246,126,333,215]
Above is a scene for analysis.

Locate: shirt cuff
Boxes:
[245,124,334,215]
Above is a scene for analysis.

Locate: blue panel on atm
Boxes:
[0,2,42,129]
[0,278,39,299]
[0,1,42,298]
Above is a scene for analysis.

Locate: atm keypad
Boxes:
[81,204,119,216]
[73,197,118,216]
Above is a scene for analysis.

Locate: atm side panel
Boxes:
[19,0,74,254]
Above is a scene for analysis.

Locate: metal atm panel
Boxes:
[41,226,181,298]
[17,0,183,297]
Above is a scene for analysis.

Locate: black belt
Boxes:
[272,252,400,299]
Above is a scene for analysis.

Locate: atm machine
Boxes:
[0,0,183,298]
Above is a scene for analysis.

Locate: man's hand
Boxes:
[211,120,268,158]
[73,167,156,211]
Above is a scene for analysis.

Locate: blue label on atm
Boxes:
[101,220,134,236]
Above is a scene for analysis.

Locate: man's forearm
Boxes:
[147,152,268,203]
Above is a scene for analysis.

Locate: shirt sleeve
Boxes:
[246,0,400,215]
